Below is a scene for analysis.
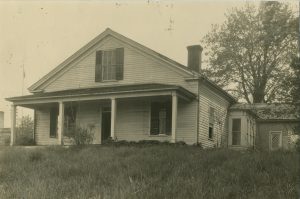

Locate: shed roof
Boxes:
[230,103,298,120]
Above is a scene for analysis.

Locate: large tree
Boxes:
[202,2,297,103]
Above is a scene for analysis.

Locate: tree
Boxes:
[202,2,298,103]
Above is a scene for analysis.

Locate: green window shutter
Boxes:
[115,48,124,80]
[95,51,102,82]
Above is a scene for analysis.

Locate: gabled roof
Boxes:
[28,28,198,92]
[8,83,196,102]
[27,28,236,103]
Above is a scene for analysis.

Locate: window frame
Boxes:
[208,123,214,140]
[149,101,172,136]
[64,106,77,137]
[232,118,241,146]
[208,107,215,140]
[102,49,117,81]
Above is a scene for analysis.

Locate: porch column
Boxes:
[171,92,178,143]
[111,98,117,140]
[10,104,16,146]
[58,101,64,145]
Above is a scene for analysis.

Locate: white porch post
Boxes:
[58,101,64,145]
[171,92,178,143]
[10,104,16,146]
[111,97,117,140]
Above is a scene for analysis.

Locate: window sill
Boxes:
[100,80,119,83]
[149,134,170,137]
[50,136,57,139]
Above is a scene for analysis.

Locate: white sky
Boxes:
[0,0,297,127]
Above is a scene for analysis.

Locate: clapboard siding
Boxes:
[176,100,198,144]
[76,102,101,144]
[34,97,198,145]
[256,122,297,151]
[115,98,197,144]
[35,108,58,145]
[198,83,230,148]
[41,36,197,94]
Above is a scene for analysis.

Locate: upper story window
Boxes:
[95,48,124,82]
[102,50,116,80]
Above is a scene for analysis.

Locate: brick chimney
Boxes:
[187,45,203,73]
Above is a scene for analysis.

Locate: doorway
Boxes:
[101,108,111,141]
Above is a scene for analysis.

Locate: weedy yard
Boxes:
[0,144,299,199]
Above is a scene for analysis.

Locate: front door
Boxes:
[101,108,111,141]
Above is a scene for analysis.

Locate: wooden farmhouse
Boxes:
[7,28,299,150]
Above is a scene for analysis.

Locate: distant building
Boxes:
[0,111,10,145]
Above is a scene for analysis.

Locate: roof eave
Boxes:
[199,76,237,104]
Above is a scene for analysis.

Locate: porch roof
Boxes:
[6,83,196,104]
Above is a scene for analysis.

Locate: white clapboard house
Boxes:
[7,28,299,150]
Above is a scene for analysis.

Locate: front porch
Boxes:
[7,84,197,146]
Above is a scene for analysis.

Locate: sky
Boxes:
[0,0,297,127]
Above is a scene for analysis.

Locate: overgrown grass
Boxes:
[0,145,299,199]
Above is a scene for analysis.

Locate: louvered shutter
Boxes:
[115,48,124,80]
[95,51,102,82]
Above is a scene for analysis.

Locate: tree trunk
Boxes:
[253,88,265,103]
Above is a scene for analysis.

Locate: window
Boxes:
[270,131,282,150]
[64,106,77,137]
[208,107,215,140]
[208,123,214,140]
[95,48,124,82]
[50,107,58,137]
[102,50,116,80]
[150,102,171,135]
[232,118,241,145]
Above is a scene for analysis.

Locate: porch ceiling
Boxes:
[6,83,196,106]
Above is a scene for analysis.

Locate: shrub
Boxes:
[16,133,35,146]
[174,141,186,146]
[69,126,94,145]
[15,115,35,146]
[137,140,161,145]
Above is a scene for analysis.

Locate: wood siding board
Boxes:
[35,108,59,145]
[41,36,197,95]
[198,83,230,148]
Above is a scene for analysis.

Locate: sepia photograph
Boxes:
[0,0,299,198]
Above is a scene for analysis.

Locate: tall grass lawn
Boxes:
[0,145,299,199]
